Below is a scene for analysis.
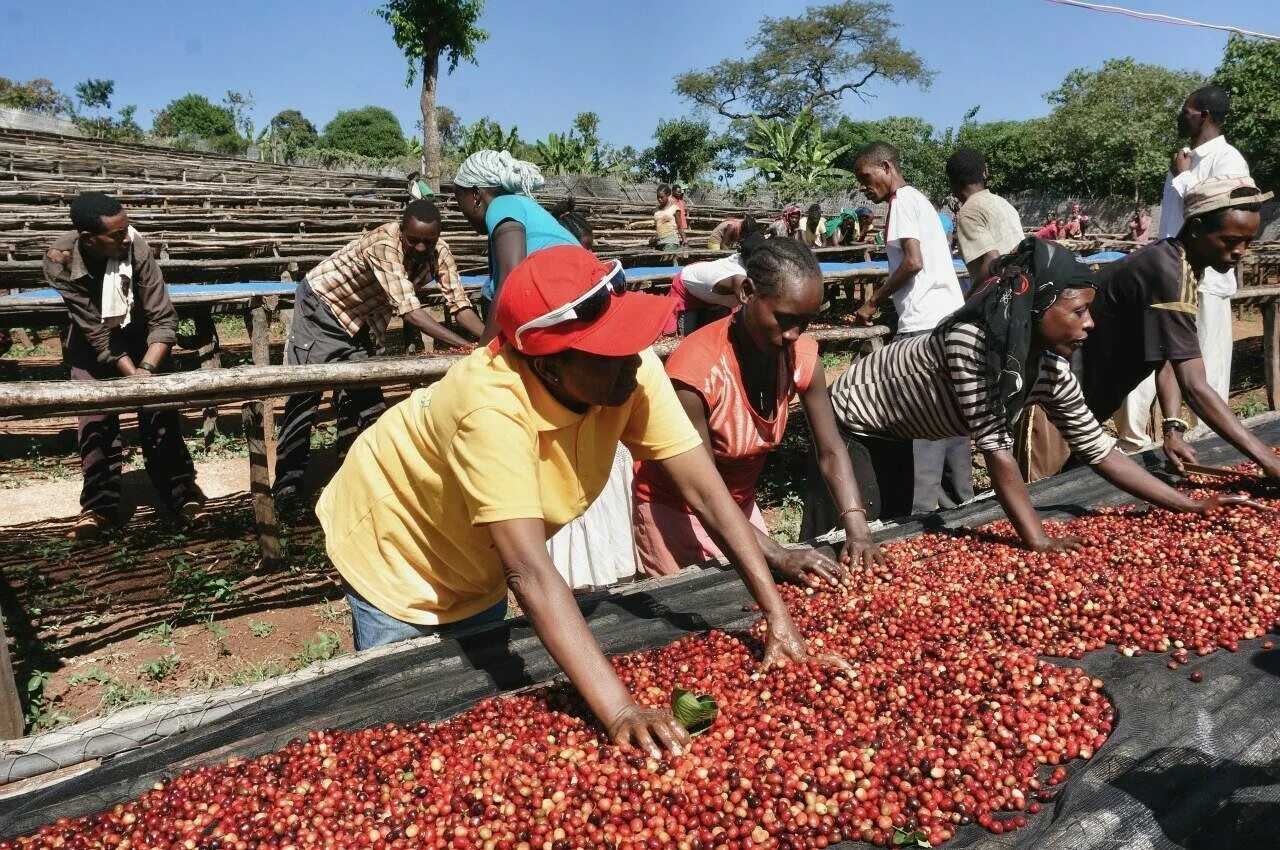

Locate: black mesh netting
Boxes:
[2,420,1279,847]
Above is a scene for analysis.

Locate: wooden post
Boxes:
[0,603,24,739]
[1264,299,1279,411]
[243,296,277,461]
[192,309,221,447]
[242,401,283,570]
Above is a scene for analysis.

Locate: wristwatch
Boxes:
[137,361,158,374]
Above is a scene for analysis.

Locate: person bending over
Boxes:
[814,237,1254,552]
[635,238,883,580]
[317,245,840,756]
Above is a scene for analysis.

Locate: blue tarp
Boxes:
[1082,251,1126,264]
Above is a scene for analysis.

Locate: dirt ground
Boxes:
[0,312,1271,735]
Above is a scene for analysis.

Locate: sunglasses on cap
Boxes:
[514,260,628,350]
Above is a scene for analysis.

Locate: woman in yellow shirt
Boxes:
[317,245,833,756]
[628,184,685,252]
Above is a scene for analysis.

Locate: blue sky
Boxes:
[2,1,1275,149]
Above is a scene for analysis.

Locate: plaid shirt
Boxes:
[305,222,472,344]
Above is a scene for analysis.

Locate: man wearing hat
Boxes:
[1076,175,1280,480]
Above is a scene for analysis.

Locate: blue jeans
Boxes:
[344,583,508,651]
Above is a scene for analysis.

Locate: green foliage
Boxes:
[374,0,488,85]
[954,118,1053,196]
[69,78,143,142]
[137,622,176,647]
[138,652,181,682]
[744,109,853,194]
[264,109,319,162]
[676,1,931,122]
[74,79,114,111]
[458,117,527,158]
[436,106,463,150]
[0,76,71,115]
[670,688,719,736]
[293,631,342,667]
[249,620,277,638]
[153,93,237,140]
[166,555,240,617]
[1214,35,1280,191]
[322,106,407,160]
[1040,58,1203,200]
[646,117,722,184]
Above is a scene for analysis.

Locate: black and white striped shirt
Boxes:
[830,322,1116,464]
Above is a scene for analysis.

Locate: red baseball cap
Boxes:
[493,245,672,356]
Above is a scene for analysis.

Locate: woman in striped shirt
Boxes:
[634,239,884,584]
[820,238,1253,553]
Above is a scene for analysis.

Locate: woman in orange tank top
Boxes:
[633,239,885,584]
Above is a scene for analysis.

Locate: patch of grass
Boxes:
[819,351,854,371]
[101,681,155,712]
[310,424,338,451]
[314,602,348,625]
[138,652,181,682]
[1233,392,1268,419]
[68,667,112,687]
[292,630,341,668]
[249,620,276,638]
[229,660,289,687]
[167,555,241,617]
[23,669,69,733]
[137,622,176,647]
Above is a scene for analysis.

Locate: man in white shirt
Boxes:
[1113,85,1248,450]
[853,141,970,513]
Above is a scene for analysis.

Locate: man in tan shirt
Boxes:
[946,148,1025,286]
[274,199,481,500]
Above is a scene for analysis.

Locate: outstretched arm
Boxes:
[985,448,1082,553]
[1171,357,1280,478]
[488,518,690,757]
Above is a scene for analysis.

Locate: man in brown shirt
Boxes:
[44,192,204,539]
[274,198,481,499]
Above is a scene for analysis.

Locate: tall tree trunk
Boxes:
[420,51,441,191]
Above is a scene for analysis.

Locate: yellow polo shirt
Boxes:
[316,345,702,625]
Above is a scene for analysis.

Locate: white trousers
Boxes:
[1112,291,1233,451]
[546,445,639,589]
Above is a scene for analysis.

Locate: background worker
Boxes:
[273,199,478,501]
[946,147,1025,285]
[452,150,581,342]
[852,141,970,514]
[44,192,204,538]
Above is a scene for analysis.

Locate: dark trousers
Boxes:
[801,432,915,538]
[894,329,974,513]
[274,282,386,492]
[910,436,974,513]
[67,339,199,517]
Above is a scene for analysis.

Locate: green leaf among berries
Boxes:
[671,688,718,735]
[893,826,930,847]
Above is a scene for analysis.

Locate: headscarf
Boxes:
[823,207,860,239]
[778,204,802,220]
[941,237,1095,430]
[453,150,546,196]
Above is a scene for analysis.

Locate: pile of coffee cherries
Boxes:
[5,469,1276,850]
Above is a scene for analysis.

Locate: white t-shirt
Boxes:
[885,185,964,333]
[679,255,745,308]
[1158,135,1250,298]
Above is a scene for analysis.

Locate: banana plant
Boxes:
[743,109,853,192]
[459,118,522,157]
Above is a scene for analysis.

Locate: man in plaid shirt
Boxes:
[274,199,482,500]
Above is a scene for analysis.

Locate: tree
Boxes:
[675,1,931,122]
[458,117,525,158]
[743,110,853,194]
[955,119,1053,196]
[376,0,488,189]
[322,106,407,160]
[436,106,463,151]
[0,77,71,115]
[533,131,592,176]
[1041,58,1203,201]
[1214,34,1280,192]
[70,78,143,142]
[829,115,953,198]
[153,94,237,140]
[266,109,318,161]
[646,117,721,184]
[224,90,256,140]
